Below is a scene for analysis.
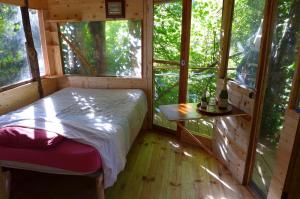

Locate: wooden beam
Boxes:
[144,0,154,129]
[243,0,277,185]
[38,10,51,76]
[288,42,300,109]
[218,0,234,78]
[0,0,47,10]
[21,2,44,98]
[0,170,11,199]
[178,0,192,104]
[95,173,105,199]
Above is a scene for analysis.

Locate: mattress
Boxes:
[0,139,102,174]
[0,87,148,187]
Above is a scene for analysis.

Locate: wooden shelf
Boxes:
[159,103,248,121]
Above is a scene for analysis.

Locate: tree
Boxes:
[260,0,300,141]
[88,21,106,75]
[0,4,29,87]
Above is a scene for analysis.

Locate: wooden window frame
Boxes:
[242,0,300,197]
[242,0,276,186]
[0,5,47,93]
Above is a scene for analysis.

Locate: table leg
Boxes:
[177,121,184,140]
[177,122,225,166]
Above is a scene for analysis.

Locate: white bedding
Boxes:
[0,87,147,188]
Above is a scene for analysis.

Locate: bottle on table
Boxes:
[200,90,208,109]
[218,77,228,109]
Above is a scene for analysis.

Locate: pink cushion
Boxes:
[0,139,102,173]
[0,127,65,149]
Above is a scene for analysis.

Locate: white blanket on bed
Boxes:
[0,87,147,188]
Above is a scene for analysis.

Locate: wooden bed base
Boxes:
[0,168,105,199]
[0,170,11,199]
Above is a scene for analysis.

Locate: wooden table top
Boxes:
[159,103,248,121]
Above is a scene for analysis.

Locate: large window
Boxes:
[251,0,299,196]
[153,1,182,130]
[228,0,266,89]
[59,20,142,77]
[153,0,222,138]
[0,3,45,88]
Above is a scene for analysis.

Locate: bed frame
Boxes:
[0,168,105,199]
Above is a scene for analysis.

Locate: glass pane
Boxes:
[297,92,300,110]
[228,0,266,89]
[153,65,179,130]
[153,1,183,130]
[186,0,222,137]
[251,0,299,196]
[153,1,182,62]
[60,20,142,77]
[0,3,31,88]
[29,9,45,75]
[188,0,222,67]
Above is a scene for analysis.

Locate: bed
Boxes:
[0,87,147,198]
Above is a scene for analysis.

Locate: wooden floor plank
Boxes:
[106,131,255,199]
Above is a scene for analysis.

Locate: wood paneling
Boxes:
[0,0,47,9]
[0,78,58,115]
[213,79,254,183]
[39,11,63,76]
[267,110,300,199]
[46,0,143,22]
[58,76,147,90]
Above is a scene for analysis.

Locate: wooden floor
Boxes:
[106,131,254,199]
[1,131,254,199]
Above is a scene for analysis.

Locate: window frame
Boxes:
[0,4,47,91]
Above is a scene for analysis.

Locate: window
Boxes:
[0,3,45,88]
[251,0,299,196]
[29,10,45,75]
[59,20,142,77]
[228,0,266,89]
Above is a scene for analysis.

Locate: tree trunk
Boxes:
[128,20,141,77]
[88,22,106,76]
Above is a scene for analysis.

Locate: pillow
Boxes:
[0,126,65,149]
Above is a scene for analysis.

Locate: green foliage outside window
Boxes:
[228,0,266,89]
[60,20,142,77]
[153,0,222,134]
[0,3,44,88]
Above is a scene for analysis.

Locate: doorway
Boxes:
[152,0,223,138]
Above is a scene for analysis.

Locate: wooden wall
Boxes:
[47,0,143,22]
[39,11,63,76]
[212,79,254,183]
[267,110,300,199]
[57,76,147,90]
[0,78,59,115]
